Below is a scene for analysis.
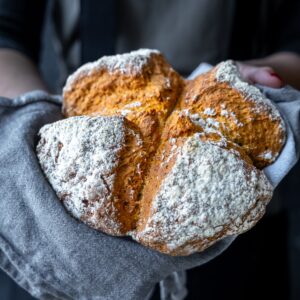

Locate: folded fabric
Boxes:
[0,73,299,300]
[260,85,300,186]
[0,91,235,300]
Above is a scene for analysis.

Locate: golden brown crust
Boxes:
[108,120,148,233]
[62,50,185,235]
[63,51,184,156]
[179,68,285,168]
[136,112,253,238]
[56,51,285,255]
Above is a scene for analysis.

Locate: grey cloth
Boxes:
[0,90,234,300]
[159,271,187,300]
[261,85,300,187]
[0,77,299,300]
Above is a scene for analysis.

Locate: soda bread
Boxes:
[37,49,285,255]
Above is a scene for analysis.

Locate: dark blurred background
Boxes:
[0,0,299,299]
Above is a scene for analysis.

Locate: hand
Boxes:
[236,62,284,88]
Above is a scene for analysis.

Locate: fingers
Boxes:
[237,63,284,88]
[249,67,284,88]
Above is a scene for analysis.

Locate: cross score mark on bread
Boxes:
[36,49,285,256]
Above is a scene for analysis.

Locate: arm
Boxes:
[0,0,48,97]
[0,49,48,98]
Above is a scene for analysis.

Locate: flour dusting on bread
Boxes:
[133,136,273,255]
[36,49,287,256]
[63,49,161,93]
[216,60,284,122]
[37,116,127,235]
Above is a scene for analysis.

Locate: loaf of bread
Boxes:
[37,49,286,256]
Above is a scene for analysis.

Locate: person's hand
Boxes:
[236,62,284,88]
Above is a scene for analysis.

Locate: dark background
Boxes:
[0,1,299,299]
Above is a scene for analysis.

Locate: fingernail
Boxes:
[270,71,283,81]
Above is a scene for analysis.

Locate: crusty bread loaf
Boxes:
[62,49,184,156]
[134,136,272,255]
[36,116,148,235]
[37,49,285,256]
[176,61,286,168]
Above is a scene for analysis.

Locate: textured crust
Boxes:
[180,62,286,168]
[37,116,148,235]
[37,50,286,256]
[133,136,272,255]
[62,49,184,156]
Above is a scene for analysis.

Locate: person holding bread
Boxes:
[0,1,300,300]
